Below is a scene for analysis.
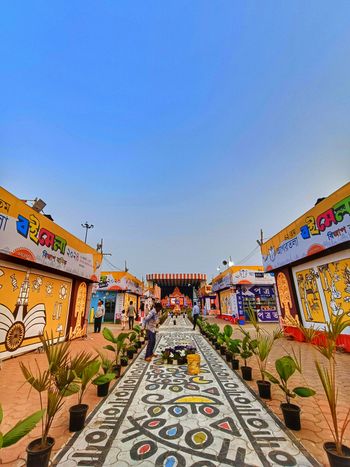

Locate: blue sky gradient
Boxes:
[1,1,350,280]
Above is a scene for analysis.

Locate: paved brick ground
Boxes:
[0,318,349,466]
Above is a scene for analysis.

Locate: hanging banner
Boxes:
[261,183,350,271]
[0,187,102,280]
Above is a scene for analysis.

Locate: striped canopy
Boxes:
[146,273,206,287]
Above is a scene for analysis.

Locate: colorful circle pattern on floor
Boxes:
[55,316,319,466]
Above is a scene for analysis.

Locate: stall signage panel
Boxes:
[0,188,102,279]
[261,183,350,271]
[212,273,232,292]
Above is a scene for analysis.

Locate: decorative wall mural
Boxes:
[68,281,88,340]
[318,258,350,319]
[295,267,326,323]
[276,271,300,326]
[0,262,71,358]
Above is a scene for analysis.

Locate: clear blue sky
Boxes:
[1,1,350,280]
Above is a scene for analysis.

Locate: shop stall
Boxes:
[197,284,219,315]
[89,271,143,323]
[0,187,102,360]
[261,182,350,350]
[212,266,278,323]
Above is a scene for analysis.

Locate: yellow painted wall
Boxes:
[0,261,71,358]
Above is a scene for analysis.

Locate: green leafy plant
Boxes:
[0,404,44,450]
[103,328,129,366]
[253,329,282,380]
[314,314,350,456]
[92,353,116,387]
[226,338,242,359]
[299,324,318,343]
[73,355,101,405]
[264,353,315,405]
[20,333,80,448]
[240,334,255,367]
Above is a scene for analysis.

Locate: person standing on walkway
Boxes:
[121,309,128,330]
[144,302,161,362]
[127,301,136,329]
[94,300,105,333]
[192,301,200,330]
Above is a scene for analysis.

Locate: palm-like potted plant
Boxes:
[20,333,80,467]
[253,329,282,399]
[92,352,116,397]
[313,314,350,465]
[264,352,315,430]
[103,328,129,377]
[0,403,44,463]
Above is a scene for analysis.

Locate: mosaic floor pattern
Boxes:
[55,316,319,466]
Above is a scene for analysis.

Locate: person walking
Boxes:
[192,301,200,330]
[144,302,161,362]
[94,300,105,333]
[127,300,136,330]
[121,309,128,330]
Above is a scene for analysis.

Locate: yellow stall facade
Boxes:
[261,182,350,350]
[0,187,102,359]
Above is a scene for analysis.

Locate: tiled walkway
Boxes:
[55,317,319,466]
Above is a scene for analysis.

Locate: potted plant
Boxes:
[133,324,143,347]
[226,337,242,370]
[253,329,282,399]
[264,352,315,430]
[103,328,129,377]
[313,314,350,465]
[20,333,80,467]
[120,352,128,366]
[239,334,255,380]
[69,353,102,432]
[161,348,171,362]
[0,403,44,463]
[92,353,116,397]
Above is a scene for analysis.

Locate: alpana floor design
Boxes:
[55,316,319,466]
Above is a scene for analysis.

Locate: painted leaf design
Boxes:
[0,305,14,343]
[23,304,46,338]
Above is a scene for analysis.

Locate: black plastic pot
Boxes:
[178,357,187,365]
[257,380,271,399]
[167,358,173,364]
[226,352,232,363]
[281,403,301,431]
[69,404,89,432]
[121,358,128,367]
[113,364,121,378]
[27,436,55,467]
[241,366,252,381]
[136,340,141,349]
[324,442,350,467]
[215,342,221,350]
[231,359,239,370]
[127,349,134,359]
[97,381,110,397]
[220,346,226,355]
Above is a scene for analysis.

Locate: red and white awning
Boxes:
[146,273,206,287]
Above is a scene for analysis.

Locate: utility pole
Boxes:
[96,238,111,257]
[81,221,94,243]
[256,229,264,246]
[124,260,128,272]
